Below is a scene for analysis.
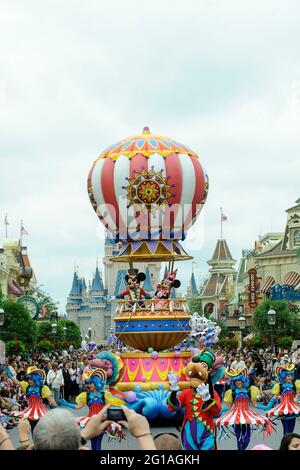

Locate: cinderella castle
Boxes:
[66,235,161,344]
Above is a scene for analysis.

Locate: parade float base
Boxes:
[115,352,191,421]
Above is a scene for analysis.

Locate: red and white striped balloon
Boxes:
[87,128,208,241]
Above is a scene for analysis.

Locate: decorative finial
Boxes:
[142,126,151,135]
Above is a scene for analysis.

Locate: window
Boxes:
[294,229,300,246]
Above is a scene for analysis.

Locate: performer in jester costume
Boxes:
[18,366,57,433]
[60,368,125,450]
[167,350,222,450]
[215,367,272,451]
[256,363,300,436]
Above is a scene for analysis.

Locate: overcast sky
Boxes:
[1,1,299,312]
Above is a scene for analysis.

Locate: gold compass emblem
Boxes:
[124,168,173,210]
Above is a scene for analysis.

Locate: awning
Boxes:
[7,279,24,295]
[244,333,254,341]
[261,275,275,293]
[283,271,300,286]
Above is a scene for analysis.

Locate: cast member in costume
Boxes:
[256,363,300,435]
[18,366,57,432]
[216,367,272,451]
[60,368,125,450]
[155,269,181,299]
[116,269,150,302]
[167,350,222,450]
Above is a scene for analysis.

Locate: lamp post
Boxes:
[88,327,92,340]
[267,307,277,353]
[238,315,246,350]
[63,326,67,337]
[51,323,57,335]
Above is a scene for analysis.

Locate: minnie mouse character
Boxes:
[155,269,181,299]
[116,269,151,300]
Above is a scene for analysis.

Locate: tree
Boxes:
[253,300,300,340]
[37,340,54,353]
[30,285,59,318]
[0,300,37,347]
[36,319,81,349]
[58,320,81,348]
[6,339,26,355]
[187,295,202,315]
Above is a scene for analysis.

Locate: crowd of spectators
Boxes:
[0,344,300,451]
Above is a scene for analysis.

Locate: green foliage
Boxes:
[187,296,202,316]
[275,336,294,349]
[0,300,37,347]
[218,337,238,349]
[0,285,4,305]
[253,300,300,339]
[37,339,54,352]
[244,334,269,348]
[30,285,59,318]
[58,320,81,348]
[36,319,81,349]
[5,339,26,355]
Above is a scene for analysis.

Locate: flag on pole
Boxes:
[221,211,228,221]
[21,223,28,236]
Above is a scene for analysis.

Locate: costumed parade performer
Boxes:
[167,350,222,450]
[215,367,272,451]
[60,352,126,450]
[256,363,300,435]
[155,269,181,299]
[18,366,57,433]
[116,269,151,305]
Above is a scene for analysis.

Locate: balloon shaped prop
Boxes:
[188,313,221,349]
[87,127,209,255]
[125,391,137,403]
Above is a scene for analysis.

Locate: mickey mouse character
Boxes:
[116,269,151,300]
[155,269,181,299]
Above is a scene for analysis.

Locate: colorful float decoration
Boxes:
[87,127,210,419]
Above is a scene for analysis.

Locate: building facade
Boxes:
[199,238,237,319]
[0,239,36,300]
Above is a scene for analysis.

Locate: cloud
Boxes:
[0,0,300,309]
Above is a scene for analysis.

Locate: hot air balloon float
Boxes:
[87,127,213,420]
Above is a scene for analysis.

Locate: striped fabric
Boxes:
[18,395,48,421]
[88,141,208,241]
[267,391,300,417]
[260,276,275,293]
[216,397,269,427]
[283,271,300,286]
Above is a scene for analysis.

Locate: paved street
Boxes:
[6,406,300,450]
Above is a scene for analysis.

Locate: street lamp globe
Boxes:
[238,315,246,330]
[51,323,57,334]
[0,308,4,327]
[267,307,276,326]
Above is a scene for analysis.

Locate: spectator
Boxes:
[231,353,246,371]
[47,363,64,403]
[154,432,182,450]
[279,433,300,451]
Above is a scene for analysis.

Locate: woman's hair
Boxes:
[279,433,300,451]
[33,409,81,450]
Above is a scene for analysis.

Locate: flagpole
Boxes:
[220,207,223,239]
[20,219,23,246]
[4,213,9,238]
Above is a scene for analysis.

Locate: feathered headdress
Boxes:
[226,367,249,389]
[274,363,295,383]
[26,366,46,386]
